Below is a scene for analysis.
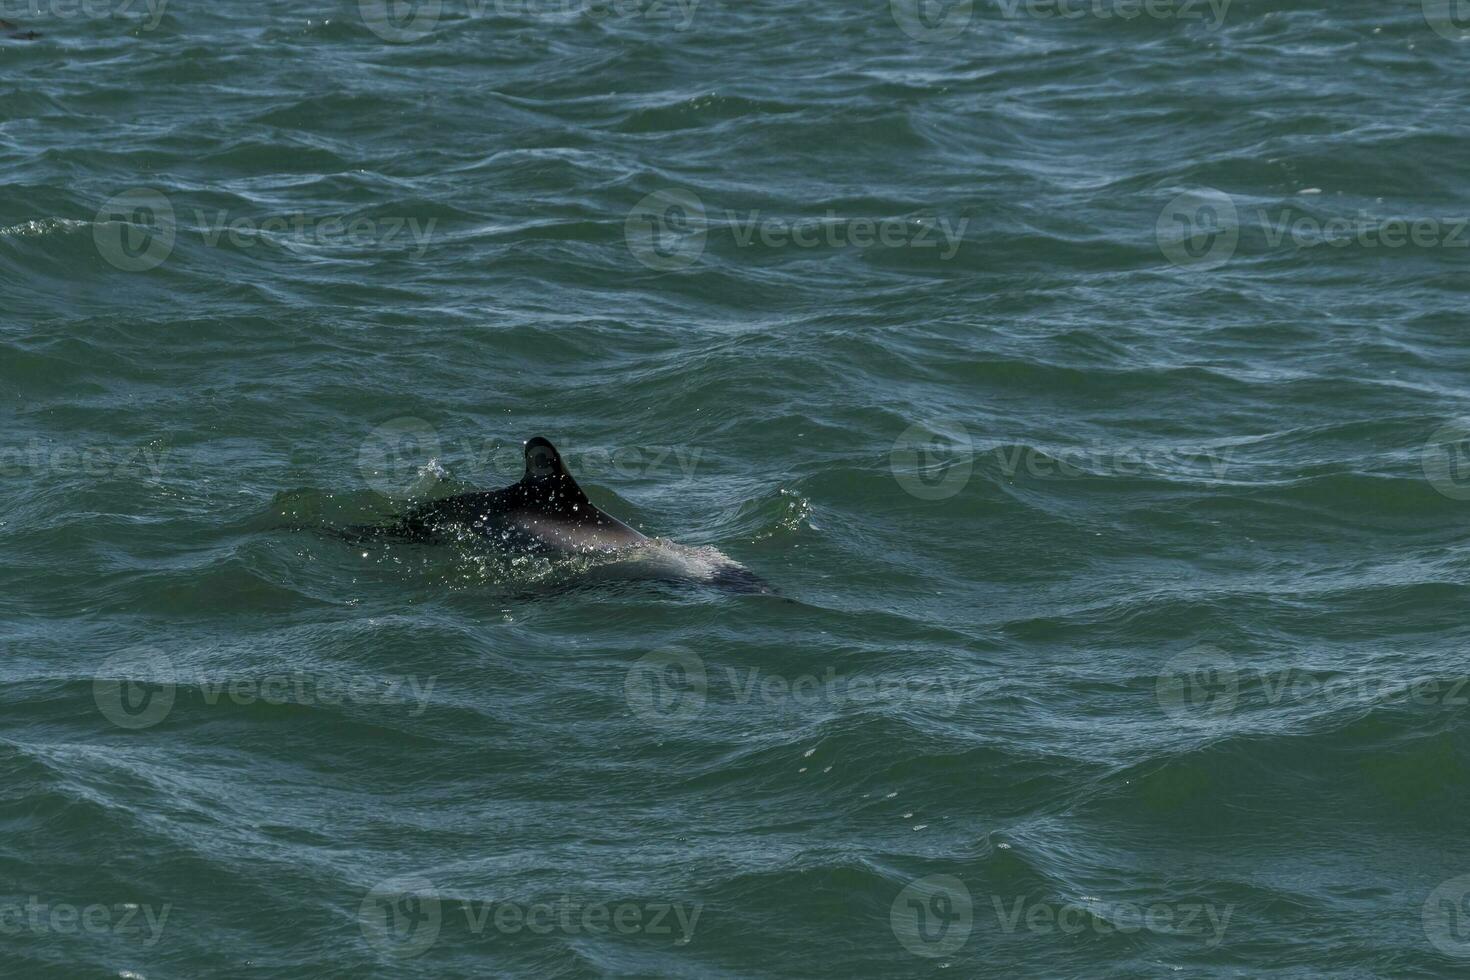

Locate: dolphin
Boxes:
[0,18,40,39]
[355,436,774,594]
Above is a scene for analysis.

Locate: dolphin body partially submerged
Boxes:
[0,18,40,39]
[359,436,773,594]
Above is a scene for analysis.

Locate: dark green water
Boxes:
[5,0,1470,976]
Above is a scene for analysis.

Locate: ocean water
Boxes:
[5,0,1470,975]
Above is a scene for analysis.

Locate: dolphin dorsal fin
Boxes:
[520,436,592,513]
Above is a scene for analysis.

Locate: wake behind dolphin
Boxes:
[342,436,773,594]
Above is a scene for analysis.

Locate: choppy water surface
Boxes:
[5,0,1470,975]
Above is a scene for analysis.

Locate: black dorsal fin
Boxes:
[520,436,592,513]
